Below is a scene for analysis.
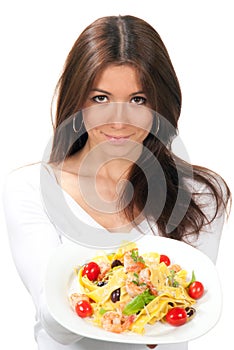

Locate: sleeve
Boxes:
[194,209,225,264]
[188,181,228,264]
[2,166,83,345]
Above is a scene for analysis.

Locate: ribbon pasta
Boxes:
[70,242,196,334]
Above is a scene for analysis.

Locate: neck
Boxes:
[76,141,142,182]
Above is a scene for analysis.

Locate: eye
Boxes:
[131,96,147,105]
[92,95,108,103]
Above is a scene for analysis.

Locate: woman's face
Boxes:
[82,64,153,157]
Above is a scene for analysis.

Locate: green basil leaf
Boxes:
[122,289,156,315]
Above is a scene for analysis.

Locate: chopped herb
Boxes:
[130,249,138,262]
[131,272,146,286]
[132,280,139,285]
[139,282,147,286]
[138,256,145,264]
[173,280,179,287]
[130,249,145,264]
[168,270,179,287]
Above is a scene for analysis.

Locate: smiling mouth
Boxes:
[103,133,133,144]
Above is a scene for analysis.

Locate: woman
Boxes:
[3,15,230,350]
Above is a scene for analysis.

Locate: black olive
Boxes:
[185,307,196,320]
[111,259,123,268]
[111,288,121,302]
[97,281,107,287]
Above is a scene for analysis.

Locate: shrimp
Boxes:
[169,264,181,273]
[69,293,90,310]
[139,268,158,296]
[125,269,157,297]
[146,282,158,296]
[101,311,135,333]
[97,261,111,281]
[126,279,148,297]
[124,249,145,273]
[139,267,151,283]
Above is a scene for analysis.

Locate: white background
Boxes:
[0,1,233,349]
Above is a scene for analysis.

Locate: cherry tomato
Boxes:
[188,281,204,299]
[75,300,93,318]
[82,261,100,281]
[160,254,171,266]
[166,307,187,326]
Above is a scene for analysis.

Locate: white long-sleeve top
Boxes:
[2,163,224,350]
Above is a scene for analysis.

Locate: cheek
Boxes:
[83,103,153,132]
[83,106,112,132]
[126,106,153,133]
[135,127,151,141]
[135,118,153,134]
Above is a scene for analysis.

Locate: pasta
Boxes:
[69,242,199,334]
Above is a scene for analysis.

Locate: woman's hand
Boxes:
[146,345,157,349]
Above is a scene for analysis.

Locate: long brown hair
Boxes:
[50,15,230,241]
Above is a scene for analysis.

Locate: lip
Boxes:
[103,133,133,144]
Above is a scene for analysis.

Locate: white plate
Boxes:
[45,235,222,344]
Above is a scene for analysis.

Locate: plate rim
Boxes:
[45,235,222,344]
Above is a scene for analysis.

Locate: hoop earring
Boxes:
[73,116,83,133]
[155,115,160,135]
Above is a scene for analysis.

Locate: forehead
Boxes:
[92,64,142,92]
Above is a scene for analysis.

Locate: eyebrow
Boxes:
[90,88,112,95]
[90,88,146,96]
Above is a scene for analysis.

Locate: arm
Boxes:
[2,165,82,344]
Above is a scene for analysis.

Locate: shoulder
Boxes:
[3,162,54,196]
[6,162,40,181]
[3,163,42,193]
[2,163,58,218]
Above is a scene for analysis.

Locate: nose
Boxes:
[110,103,127,129]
